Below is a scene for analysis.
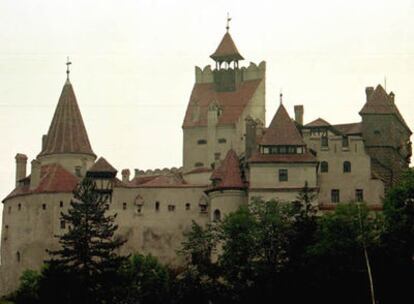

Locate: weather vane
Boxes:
[226,12,231,32]
[66,56,72,80]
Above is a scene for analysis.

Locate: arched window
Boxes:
[213,209,221,222]
[185,203,191,210]
[16,251,21,263]
[343,161,351,173]
[321,161,329,173]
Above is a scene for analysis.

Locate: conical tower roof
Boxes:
[261,104,305,146]
[210,149,245,190]
[38,79,95,157]
[210,32,244,62]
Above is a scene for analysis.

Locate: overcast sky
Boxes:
[1,0,414,230]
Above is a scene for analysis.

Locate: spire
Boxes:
[38,65,95,157]
[261,104,305,146]
[210,16,244,62]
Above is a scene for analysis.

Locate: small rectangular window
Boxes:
[155,201,160,211]
[331,189,340,203]
[279,169,288,182]
[123,202,127,210]
[60,220,66,229]
[168,205,176,212]
[185,203,191,210]
[60,201,64,208]
[263,147,270,154]
[218,138,227,144]
[214,153,221,161]
[42,204,46,210]
[321,136,328,147]
[197,139,207,145]
[342,136,349,148]
[356,189,364,202]
[18,204,21,211]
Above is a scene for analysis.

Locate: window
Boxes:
[197,139,207,145]
[343,161,351,173]
[155,201,160,211]
[356,189,364,202]
[321,135,328,147]
[60,201,64,208]
[42,204,46,210]
[320,161,329,173]
[194,162,204,168]
[137,206,142,214]
[16,251,21,263]
[200,205,208,213]
[8,206,11,214]
[60,220,66,229]
[342,136,349,148]
[213,209,221,222]
[168,205,176,212]
[18,203,21,211]
[123,202,127,210]
[331,189,340,203]
[214,153,221,161]
[185,203,191,210]
[75,166,82,177]
[279,169,288,182]
[218,138,227,144]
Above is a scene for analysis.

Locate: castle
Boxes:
[0,27,412,295]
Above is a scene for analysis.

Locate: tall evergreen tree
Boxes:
[46,177,127,304]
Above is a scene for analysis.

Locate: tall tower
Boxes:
[182,20,266,173]
[37,60,96,175]
[360,85,412,188]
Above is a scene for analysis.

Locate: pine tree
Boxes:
[46,177,127,304]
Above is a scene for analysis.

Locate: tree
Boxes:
[45,177,127,304]
[7,270,41,304]
[309,203,382,304]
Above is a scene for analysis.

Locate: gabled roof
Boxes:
[38,80,95,157]
[360,84,411,133]
[305,118,331,128]
[88,157,117,173]
[182,79,262,128]
[261,104,305,146]
[4,163,79,201]
[209,149,245,190]
[210,32,244,62]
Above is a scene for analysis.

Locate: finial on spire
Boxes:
[384,75,387,91]
[226,12,231,32]
[279,89,283,105]
[66,57,72,81]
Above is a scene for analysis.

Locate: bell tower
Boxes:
[210,15,244,92]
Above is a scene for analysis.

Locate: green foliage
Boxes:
[7,270,40,304]
[120,254,170,304]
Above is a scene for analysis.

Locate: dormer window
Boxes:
[262,145,304,155]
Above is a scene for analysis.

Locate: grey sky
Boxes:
[1,0,414,230]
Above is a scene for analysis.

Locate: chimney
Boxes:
[294,105,304,125]
[245,116,257,159]
[122,169,130,183]
[365,87,374,101]
[42,135,47,151]
[15,154,28,187]
[30,160,41,190]
[389,92,395,104]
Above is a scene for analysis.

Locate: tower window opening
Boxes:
[195,162,204,168]
[123,202,127,210]
[60,201,64,208]
[186,203,191,210]
[18,203,21,211]
[331,189,340,203]
[278,169,288,182]
[8,206,11,214]
[16,251,21,263]
[321,135,328,147]
[342,136,349,148]
[321,161,329,173]
[168,205,176,212]
[60,220,66,229]
[218,138,227,144]
[42,204,46,210]
[197,139,207,145]
[155,201,160,211]
[343,161,351,173]
[213,209,221,222]
[356,189,364,202]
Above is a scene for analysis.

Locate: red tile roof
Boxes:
[4,163,79,201]
[248,152,317,163]
[182,79,262,128]
[260,104,305,146]
[183,167,213,175]
[38,80,95,157]
[88,157,117,173]
[210,32,244,62]
[209,149,245,191]
[360,85,411,133]
[139,174,188,187]
[305,118,331,127]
